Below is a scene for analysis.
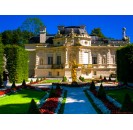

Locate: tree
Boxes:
[120,93,133,112]
[28,99,40,114]
[1,29,33,46]
[97,83,106,99]
[90,80,96,91]
[19,18,44,35]
[90,28,106,38]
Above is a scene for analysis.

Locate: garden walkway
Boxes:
[63,87,97,114]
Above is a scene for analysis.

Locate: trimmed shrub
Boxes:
[104,76,106,81]
[28,99,40,114]
[4,45,29,83]
[22,79,26,87]
[117,45,133,83]
[108,76,111,81]
[100,75,102,79]
[11,81,16,89]
[0,75,3,88]
[79,76,85,82]
[97,83,106,99]
[30,79,33,84]
[36,78,39,82]
[62,76,67,82]
[120,93,133,112]
[90,81,96,91]
[0,37,4,75]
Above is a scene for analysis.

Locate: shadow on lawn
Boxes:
[0,103,30,114]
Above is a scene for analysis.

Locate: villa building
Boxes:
[25,26,130,79]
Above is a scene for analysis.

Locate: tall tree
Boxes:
[1,29,33,46]
[90,28,106,38]
[19,17,44,35]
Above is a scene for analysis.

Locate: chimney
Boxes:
[40,26,46,43]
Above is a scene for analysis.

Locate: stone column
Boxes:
[97,53,101,64]
[88,50,92,64]
[65,48,68,64]
[107,49,111,64]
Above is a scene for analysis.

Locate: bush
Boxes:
[22,79,26,87]
[0,75,3,88]
[62,76,67,82]
[108,76,111,81]
[11,81,16,89]
[120,93,133,112]
[36,78,39,82]
[103,76,106,81]
[90,81,96,91]
[30,79,33,84]
[100,75,102,79]
[97,83,106,99]
[28,99,40,114]
[79,76,85,82]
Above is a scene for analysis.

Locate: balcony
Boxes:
[52,64,64,69]
[36,64,64,69]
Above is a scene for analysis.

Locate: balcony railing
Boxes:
[36,64,64,69]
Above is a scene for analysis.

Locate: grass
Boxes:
[58,90,67,114]
[41,79,61,83]
[106,88,133,104]
[0,89,46,114]
[84,90,102,114]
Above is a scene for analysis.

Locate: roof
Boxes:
[29,34,54,44]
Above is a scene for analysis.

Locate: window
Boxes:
[40,58,43,65]
[48,57,53,65]
[49,72,52,76]
[94,71,97,75]
[57,72,60,76]
[57,56,61,65]
[92,57,97,64]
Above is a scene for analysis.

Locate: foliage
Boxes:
[90,80,96,91]
[79,76,85,82]
[100,75,102,79]
[120,93,133,112]
[103,76,106,81]
[108,76,111,81]
[117,44,133,82]
[28,99,40,114]
[30,79,34,84]
[1,29,33,46]
[62,76,67,82]
[36,78,39,82]
[0,75,3,88]
[11,81,16,89]
[90,28,106,38]
[19,17,44,35]
[22,79,26,87]
[0,37,4,75]
[97,83,106,99]
[4,45,29,83]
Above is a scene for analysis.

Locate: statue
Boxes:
[71,60,77,82]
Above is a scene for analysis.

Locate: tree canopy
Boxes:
[90,28,106,38]
[19,17,44,35]
[1,29,33,46]
[0,36,4,75]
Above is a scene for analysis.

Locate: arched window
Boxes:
[40,58,43,65]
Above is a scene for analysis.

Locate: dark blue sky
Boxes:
[0,15,133,42]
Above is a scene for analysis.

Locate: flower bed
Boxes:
[87,89,121,114]
[39,87,64,114]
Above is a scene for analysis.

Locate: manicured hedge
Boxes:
[4,45,29,83]
[0,37,4,75]
[116,44,133,83]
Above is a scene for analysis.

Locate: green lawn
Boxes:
[106,88,133,104]
[41,79,61,83]
[0,89,46,114]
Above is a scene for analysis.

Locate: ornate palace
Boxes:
[25,26,129,79]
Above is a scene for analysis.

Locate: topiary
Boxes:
[30,79,33,84]
[120,93,133,113]
[28,99,40,114]
[90,80,96,91]
[79,76,85,82]
[104,76,106,81]
[62,76,67,82]
[0,75,3,88]
[22,79,26,87]
[97,83,106,99]
[108,76,111,81]
[36,78,39,82]
[11,81,16,89]
[100,75,102,79]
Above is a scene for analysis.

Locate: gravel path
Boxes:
[63,87,97,114]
